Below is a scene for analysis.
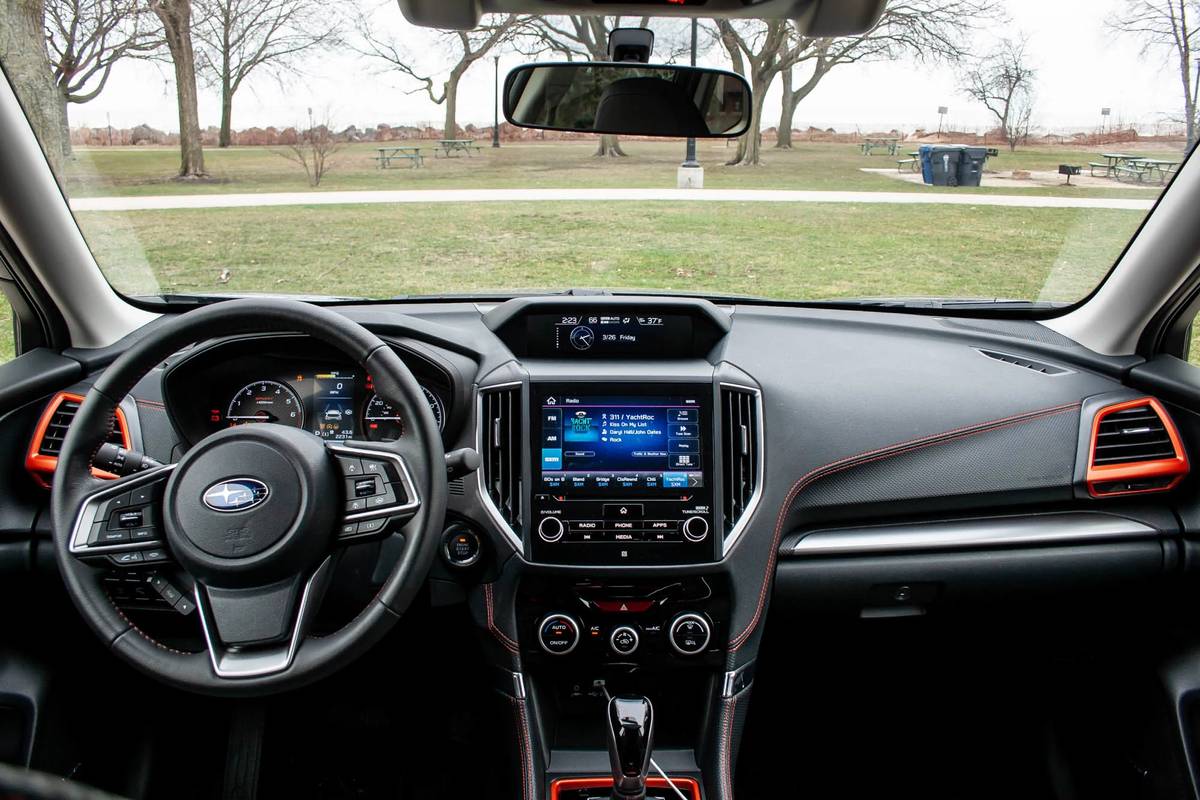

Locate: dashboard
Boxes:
[161,335,457,446]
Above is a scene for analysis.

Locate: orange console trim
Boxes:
[550,776,701,800]
[25,391,131,488]
[1086,397,1189,498]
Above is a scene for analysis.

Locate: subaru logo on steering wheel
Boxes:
[202,478,270,512]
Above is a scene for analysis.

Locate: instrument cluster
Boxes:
[163,337,456,446]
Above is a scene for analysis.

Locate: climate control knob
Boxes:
[537,613,580,655]
[668,613,711,656]
[538,516,565,543]
[609,625,640,656]
[682,516,710,542]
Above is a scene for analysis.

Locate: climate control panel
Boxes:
[520,576,729,667]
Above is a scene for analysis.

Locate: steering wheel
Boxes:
[50,299,447,696]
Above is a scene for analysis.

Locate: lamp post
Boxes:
[682,18,699,168]
[493,55,501,148]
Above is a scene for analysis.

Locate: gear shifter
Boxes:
[605,695,654,800]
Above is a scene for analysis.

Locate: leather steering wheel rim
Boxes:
[50,298,447,696]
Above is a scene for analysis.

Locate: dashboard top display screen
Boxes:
[525,312,693,357]
[536,391,705,494]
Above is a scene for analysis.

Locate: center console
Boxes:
[530,382,717,565]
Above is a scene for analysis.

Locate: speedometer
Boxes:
[227,381,304,428]
[363,386,444,441]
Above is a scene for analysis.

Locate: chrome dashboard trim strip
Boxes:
[788,513,1159,557]
[475,382,526,555]
[719,382,765,556]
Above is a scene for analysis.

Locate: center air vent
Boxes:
[721,385,761,539]
[479,385,523,534]
[1087,397,1188,497]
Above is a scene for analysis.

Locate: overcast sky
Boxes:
[69,0,1189,137]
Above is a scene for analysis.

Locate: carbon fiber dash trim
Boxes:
[795,405,1080,513]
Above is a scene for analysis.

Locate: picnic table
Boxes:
[435,139,482,158]
[1088,153,1138,178]
[1130,157,1180,184]
[373,146,424,169]
[861,137,900,156]
[896,150,921,172]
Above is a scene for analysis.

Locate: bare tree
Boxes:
[773,1,1001,150]
[274,115,340,186]
[521,15,692,156]
[193,0,339,148]
[43,0,161,157]
[1,0,67,177]
[1110,0,1200,149]
[151,0,206,178]
[356,7,522,140]
[961,37,1036,151]
[712,20,804,166]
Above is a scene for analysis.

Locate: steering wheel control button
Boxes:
[337,457,364,476]
[669,613,711,656]
[610,625,640,656]
[682,516,710,543]
[94,528,131,546]
[110,551,143,566]
[538,613,580,655]
[357,517,388,535]
[538,516,565,543]
[442,526,482,568]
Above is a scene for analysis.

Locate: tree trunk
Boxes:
[776,69,795,149]
[728,79,768,166]
[443,76,459,139]
[58,86,74,158]
[1180,50,1197,151]
[153,0,207,178]
[218,74,232,147]
[594,135,627,158]
[0,0,68,179]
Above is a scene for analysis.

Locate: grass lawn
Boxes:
[80,201,1141,303]
[0,295,11,363]
[61,140,1168,200]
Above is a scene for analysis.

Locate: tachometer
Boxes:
[363,386,444,441]
[227,380,304,428]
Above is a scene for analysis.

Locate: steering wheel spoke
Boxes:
[193,556,336,679]
[327,440,421,544]
[68,463,178,568]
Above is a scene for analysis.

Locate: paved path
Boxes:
[70,187,1155,212]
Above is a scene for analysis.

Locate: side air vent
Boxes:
[721,385,761,539]
[1087,398,1189,497]
[479,385,523,534]
[26,392,130,488]
[976,349,1070,375]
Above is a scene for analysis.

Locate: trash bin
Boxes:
[957,146,988,187]
[919,145,934,184]
[928,146,962,186]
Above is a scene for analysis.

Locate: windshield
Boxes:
[0,2,1194,310]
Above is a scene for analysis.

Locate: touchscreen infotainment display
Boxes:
[530,382,716,564]
[537,392,704,492]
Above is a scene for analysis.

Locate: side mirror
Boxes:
[503,62,753,139]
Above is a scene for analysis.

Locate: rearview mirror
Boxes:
[503,62,752,139]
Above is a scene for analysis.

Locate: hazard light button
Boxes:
[592,599,654,613]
